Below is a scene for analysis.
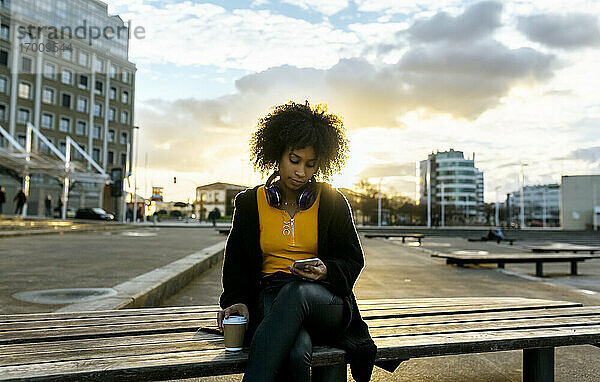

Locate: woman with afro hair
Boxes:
[217,101,377,382]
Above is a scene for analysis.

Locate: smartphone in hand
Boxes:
[293,258,320,269]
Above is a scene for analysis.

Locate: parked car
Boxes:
[75,208,115,221]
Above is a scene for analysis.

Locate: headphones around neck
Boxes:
[264,171,319,210]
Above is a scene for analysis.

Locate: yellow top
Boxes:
[257,185,321,276]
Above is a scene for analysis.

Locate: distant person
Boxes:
[485,227,504,242]
[217,101,376,381]
[14,189,26,215]
[209,207,220,227]
[0,186,5,214]
[44,195,52,217]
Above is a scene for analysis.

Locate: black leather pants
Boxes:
[243,274,345,382]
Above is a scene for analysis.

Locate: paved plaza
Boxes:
[0,226,224,314]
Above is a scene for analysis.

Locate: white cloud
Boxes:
[281,0,349,16]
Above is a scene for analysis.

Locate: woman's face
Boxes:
[278,146,318,193]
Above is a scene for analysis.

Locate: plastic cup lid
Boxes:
[223,315,247,324]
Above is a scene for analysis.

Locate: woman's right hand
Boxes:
[217,303,249,333]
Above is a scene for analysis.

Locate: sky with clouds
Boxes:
[104,0,600,203]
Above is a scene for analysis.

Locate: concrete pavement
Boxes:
[0,227,225,314]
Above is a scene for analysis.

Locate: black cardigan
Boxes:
[219,183,377,382]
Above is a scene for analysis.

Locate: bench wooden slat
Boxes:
[366,306,600,328]
[3,307,597,359]
[2,297,550,323]
[0,312,216,332]
[1,303,581,345]
[2,324,600,381]
[3,313,600,367]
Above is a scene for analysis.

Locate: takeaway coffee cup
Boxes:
[223,315,247,351]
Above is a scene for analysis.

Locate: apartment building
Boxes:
[0,0,136,216]
[418,149,484,224]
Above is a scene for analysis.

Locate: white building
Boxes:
[507,184,560,227]
[560,175,600,230]
[194,182,246,220]
[418,149,484,225]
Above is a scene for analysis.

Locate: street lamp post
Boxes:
[377,178,382,227]
[495,185,501,227]
[427,160,431,228]
[132,126,140,223]
[441,182,445,227]
[519,164,528,228]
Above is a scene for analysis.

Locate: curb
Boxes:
[0,225,131,238]
[56,240,226,312]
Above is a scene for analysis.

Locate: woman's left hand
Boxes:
[288,259,328,281]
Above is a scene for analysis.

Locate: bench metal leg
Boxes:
[312,363,346,382]
[402,237,406,243]
[523,347,554,382]
[498,262,505,269]
[571,261,578,275]
[536,262,544,277]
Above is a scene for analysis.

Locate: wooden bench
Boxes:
[467,237,516,245]
[364,233,425,244]
[1,298,599,381]
[432,253,600,277]
[530,246,600,254]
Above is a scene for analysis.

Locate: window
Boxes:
[61,93,71,108]
[61,69,72,84]
[41,113,54,129]
[59,117,71,132]
[40,138,53,155]
[77,97,88,113]
[73,144,85,160]
[110,87,116,100]
[109,107,115,121]
[108,150,114,164]
[18,82,31,99]
[78,51,88,67]
[94,103,103,117]
[95,80,103,93]
[17,135,26,147]
[122,71,129,83]
[93,125,102,139]
[92,148,100,162]
[63,49,71,61]
[0,76,7,93]
[43,63,56,79]
[121,91,129,104]
[0,24,8,40]
[0,104,6,121]
[120,131,128,144]
[79,75,88,89]
[59,141,66,155]
[109,64,117,79]
[21,57,32,73]
[108,129,115,142]
[94,58,104,72]
[17,108,30,124]
[42,88,55,104]
[76,121,87,135]
[120,110,129,124]
[121,152,127,165]
[0,50,7,66]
